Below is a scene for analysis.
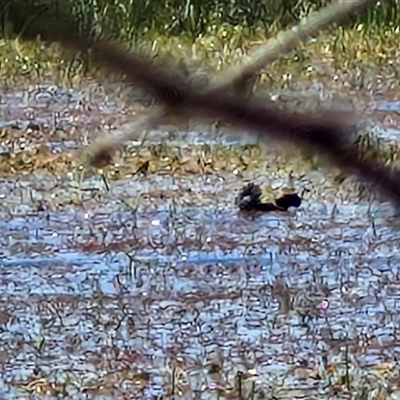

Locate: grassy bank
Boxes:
[0,0,398,88]
[1,0,399,43]
[1,22,399,94]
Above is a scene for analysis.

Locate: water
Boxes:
[1,81,400,399]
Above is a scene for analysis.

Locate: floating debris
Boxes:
[235,182,301,212]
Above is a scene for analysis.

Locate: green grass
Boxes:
[1,0,399,44]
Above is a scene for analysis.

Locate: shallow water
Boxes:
[1,80,400,399]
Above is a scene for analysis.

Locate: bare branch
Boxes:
[213,0,378,94]
[17,1,400,204]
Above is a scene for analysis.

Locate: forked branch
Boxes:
[5,0,400,205]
